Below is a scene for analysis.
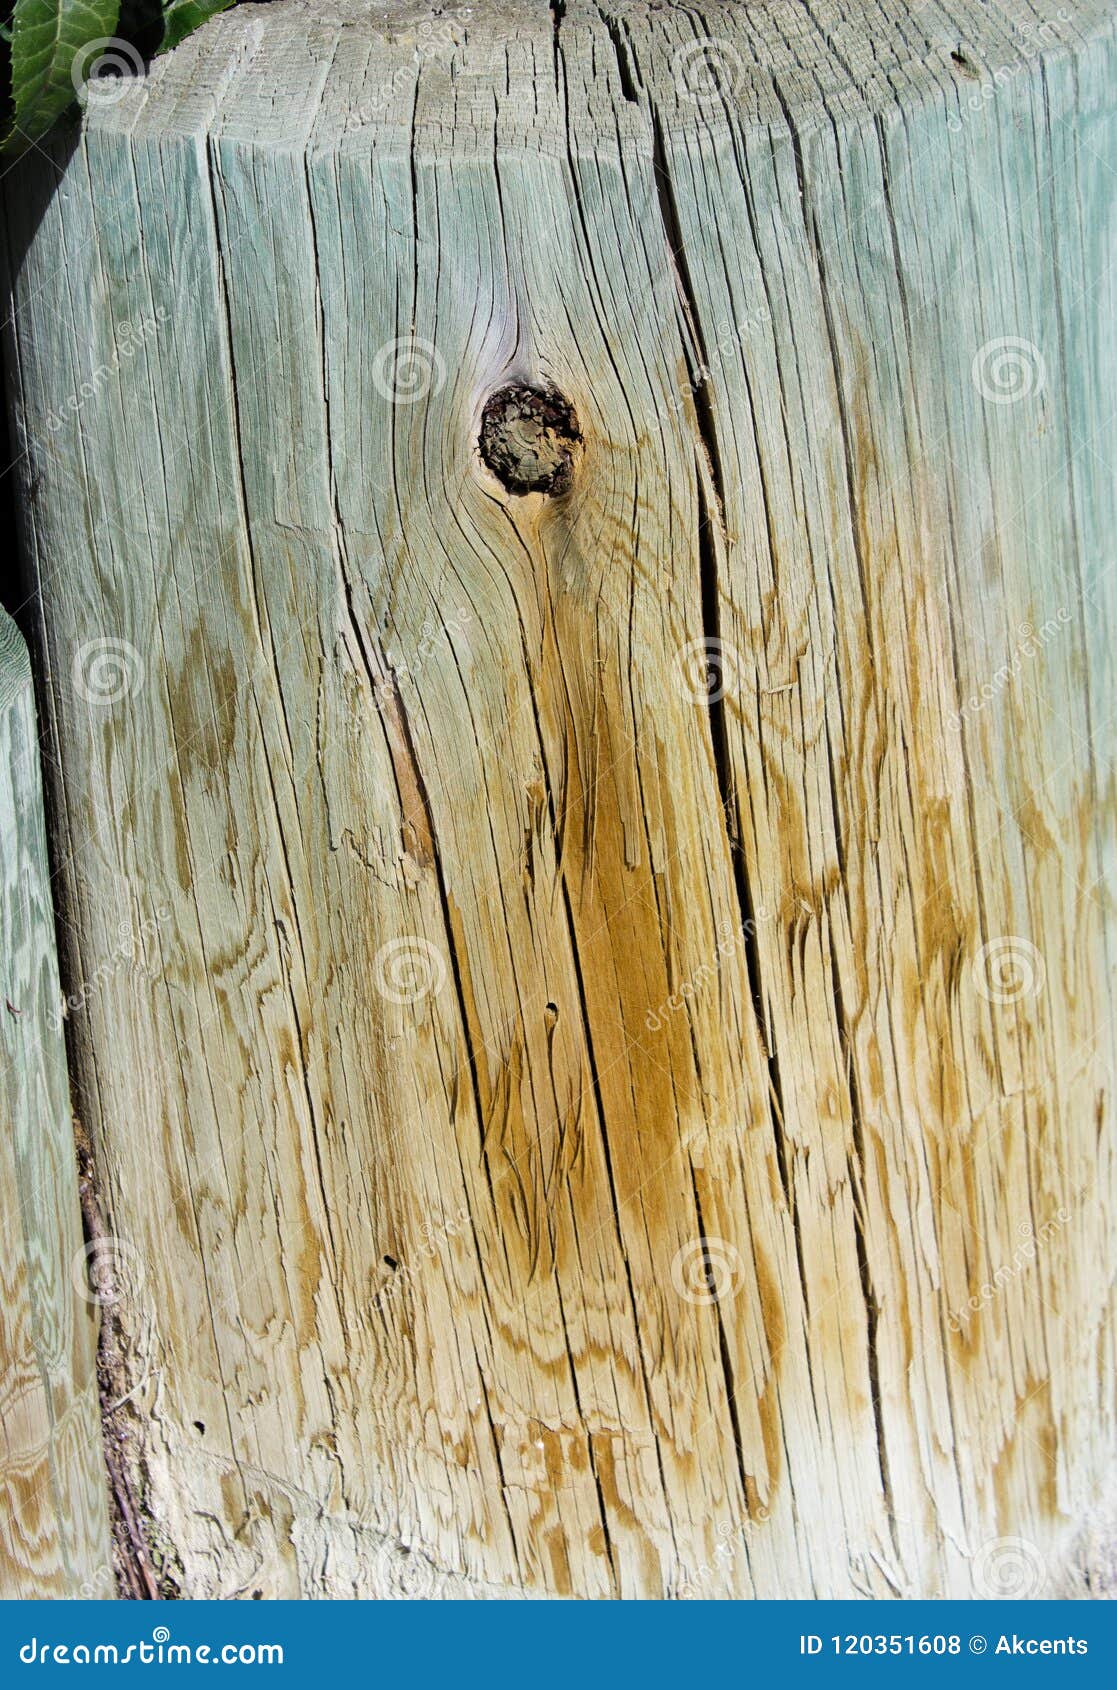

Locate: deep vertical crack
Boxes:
[597,5,641,103]
[649,113,791,1202]
[691,1170,752,1527]
[773,71,898,1536]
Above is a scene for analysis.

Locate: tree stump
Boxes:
[3,0,1116,1598]
[0,610,111,1597]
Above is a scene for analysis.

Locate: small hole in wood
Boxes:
[193,1420,205,1434]
[383,1254,399,1271]
[950,49,978,79]
[479,384,582,495]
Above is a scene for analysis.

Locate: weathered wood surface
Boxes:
[0,609,112,1597]
[3,0,1116,1598]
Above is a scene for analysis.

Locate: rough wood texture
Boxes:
[0,609,112,1597]
[3,0,1116,1598]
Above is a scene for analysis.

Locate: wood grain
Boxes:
[2,0,1115,1597]
[0,609,112,1597]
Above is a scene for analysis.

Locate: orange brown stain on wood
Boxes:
[991,1378,1060,1526]
[755,1374,783,1512]
[542,1522,574,1597]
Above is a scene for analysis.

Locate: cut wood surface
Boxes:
[0,609,111,1597]
[3,0,1116,1598]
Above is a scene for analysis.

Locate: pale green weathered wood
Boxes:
[0,608,112,1597]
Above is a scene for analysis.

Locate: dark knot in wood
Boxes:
[479,384,581,495]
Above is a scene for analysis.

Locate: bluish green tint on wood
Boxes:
[0,608,111,1597]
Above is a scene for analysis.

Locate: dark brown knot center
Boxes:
[479,384,581,496]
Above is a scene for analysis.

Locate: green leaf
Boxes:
[159,0,232,54]
[2,0,236,156]
[7,0,123,151]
